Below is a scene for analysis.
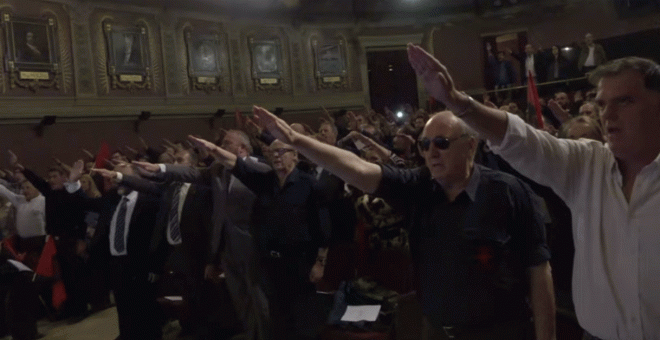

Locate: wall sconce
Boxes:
[134,111,151,133]
[33,115,56,137]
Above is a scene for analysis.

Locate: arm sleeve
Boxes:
[488,112,601,205]
[120,175,163,196]
[231,157,271,195]
[372,165,421,213]
[22,168,51,196]
[163,164,214,186]
[0,182,23,206]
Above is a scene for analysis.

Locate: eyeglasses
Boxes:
[418,134,468,151]
[271,148,295,156]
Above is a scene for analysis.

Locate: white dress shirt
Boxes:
[490,113,660,340]
[0,184,45,238]
[525,55,536,78]
[109,191,139,256]
[584,46,596,67]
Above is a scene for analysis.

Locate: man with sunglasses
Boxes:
[407,44,660,339]
[250,106,555,340]
[186,136,330,340]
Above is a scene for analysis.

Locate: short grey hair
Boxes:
[227,129,253,155]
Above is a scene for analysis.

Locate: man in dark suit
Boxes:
[73,162,162,340]
[512,44,547,84]
[134,130,271,340]
[102,149,214,339]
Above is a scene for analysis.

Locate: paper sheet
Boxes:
[340,305,381,322]
[8,259,33,272]
[163,296,183,301]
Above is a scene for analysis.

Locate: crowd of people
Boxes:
[0,37,656,340]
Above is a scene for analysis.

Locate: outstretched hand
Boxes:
[132,161,161,175]
[547,99,571,124]
[68,160,85,182]
[7,150,24,171]
[90,168,118,179]
[188,135,237,168]
[251,106,297,145]
[407,44,464,112]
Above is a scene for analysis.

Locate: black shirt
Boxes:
[231,157,330,254]
[23,169,87,240]
[375,164,550,327]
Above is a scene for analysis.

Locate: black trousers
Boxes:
[55,237,90,317]
[108,256,162,340]
[260,250,317,340]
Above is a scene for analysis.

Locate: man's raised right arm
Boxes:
[252,106,383,194]
[407,44,510,145]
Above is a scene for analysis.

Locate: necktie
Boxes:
[114,196,128,253]
[168,183,182,243]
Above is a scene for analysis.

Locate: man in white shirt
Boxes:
[0,180,46,269]
[407,43,660,339]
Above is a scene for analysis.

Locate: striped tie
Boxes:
[114,196,128,253]
[168,183,182,243]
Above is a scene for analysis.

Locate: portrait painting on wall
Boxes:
[250,39,282,79]
[314,42,345,77]
[186,33,222,77]
[106,25,149,75]
[3,14,58,71]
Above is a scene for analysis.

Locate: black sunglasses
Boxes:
[418,134,468,151]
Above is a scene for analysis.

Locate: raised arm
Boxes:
[407,44,509,145]
[252,106,382,194]
[0,181,23,206]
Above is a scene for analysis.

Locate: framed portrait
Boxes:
[2,14,58,74]
[105,24,149,76]
[314,41,346,78]
[186,33,222,78]
[250,38,282,81]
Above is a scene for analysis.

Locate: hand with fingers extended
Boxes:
[188,135,237,168]
[235,109,245,130]
[131,161,161,175]
[407,44,468,112]
[347,111,358,131]
[81,149,95,161]
[90,167,119,180]
[251,105,298,145]
[245,117,262,137]
[547,99,571,124]
[68,159,85,182]
[7,150,24,171]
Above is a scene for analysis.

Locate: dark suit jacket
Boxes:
[23,169,87,239]
[162,159,270,266]
[119,175,212,275]
[87,189,160,275]
[512,52,547,83]
[315,169,356,244]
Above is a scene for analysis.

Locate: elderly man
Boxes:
[407,44,660,339]
[134,130,271,339]
[185,135,329,340]
[578,33,607,74]
[250,106,555,339]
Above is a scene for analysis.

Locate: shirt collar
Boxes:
[464,164,481,202]
[429,164,480,202]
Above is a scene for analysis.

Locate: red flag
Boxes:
[35,235,57,277]
[95,142,111,169]
[527,71,544,129]
[52,280,67,310]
